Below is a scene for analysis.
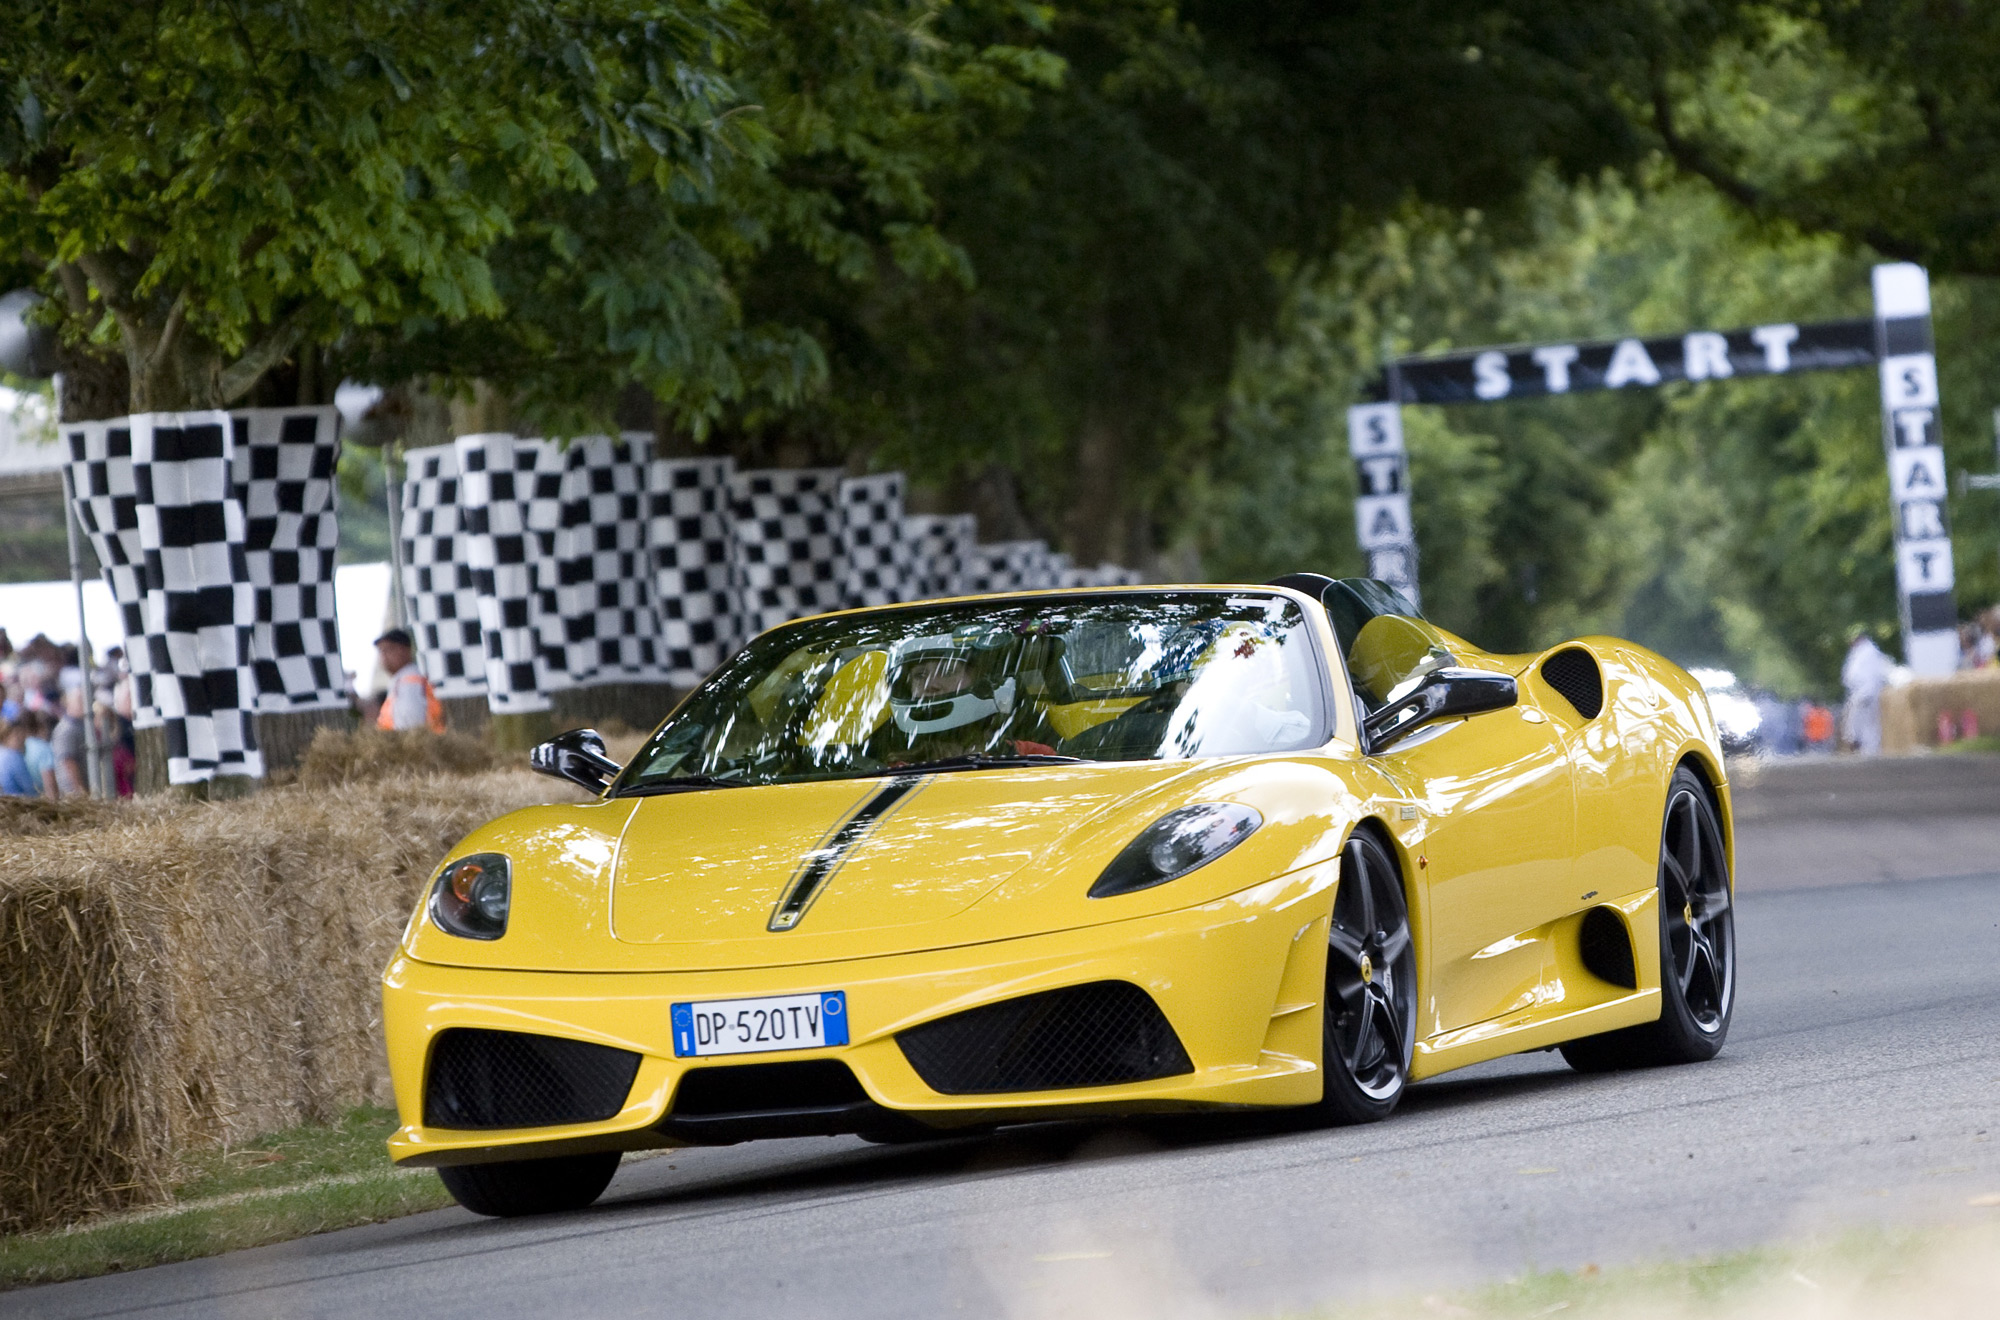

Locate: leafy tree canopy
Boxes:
[1,0,752,415]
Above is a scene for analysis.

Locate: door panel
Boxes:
[1386,704,1578,1037]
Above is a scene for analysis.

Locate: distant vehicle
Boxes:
[381,577,1737,1217]
[1689,667,1764,754]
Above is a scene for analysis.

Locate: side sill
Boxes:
[1409,988,1661,1082]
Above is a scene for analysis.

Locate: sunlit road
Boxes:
[19,757,2000,1319]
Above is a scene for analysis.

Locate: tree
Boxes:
[699,1,1734,562]
[1,0,752,418]
[1650,2,2000,280]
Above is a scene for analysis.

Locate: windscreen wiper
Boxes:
[865,753,1086,777]
[614,774,747,797]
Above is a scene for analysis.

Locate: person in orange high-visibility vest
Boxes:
[374,629,445,734]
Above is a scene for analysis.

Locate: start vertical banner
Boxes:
[1873,263,1958,676]
[1346,401,1419,608]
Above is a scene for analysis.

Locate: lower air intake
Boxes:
[425,1028,641,1130]
[897,981,1193,1095]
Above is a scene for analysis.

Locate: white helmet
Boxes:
[887,635,1017,736]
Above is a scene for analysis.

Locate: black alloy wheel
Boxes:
[1562,765,1735,1071]
[436,1150,622,1218]
[1308,828,1417,1124]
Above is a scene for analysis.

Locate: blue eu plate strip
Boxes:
[671,1002,696,1057]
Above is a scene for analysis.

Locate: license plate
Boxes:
[670,991,849,1058]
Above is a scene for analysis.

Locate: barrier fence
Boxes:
[62,413,1139,784]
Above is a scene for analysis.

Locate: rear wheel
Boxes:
[436,1150,621,1218]
[1304,828,1416,1125]
[1561,766,1734,1072]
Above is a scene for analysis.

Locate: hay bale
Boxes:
[0,770,571,1234]
[293,727,502,786]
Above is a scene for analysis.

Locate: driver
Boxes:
[882,638,1058,762]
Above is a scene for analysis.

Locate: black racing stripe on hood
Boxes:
[767,776,927,932]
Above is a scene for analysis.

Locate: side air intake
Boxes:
[897,981,1192,1095]
[425,1028,641,1130]
[1541,648,1604,720]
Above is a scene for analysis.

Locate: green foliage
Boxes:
[0,0,752,412]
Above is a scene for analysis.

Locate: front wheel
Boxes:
[437,1150,622,1218]
[1302,828,1417,1125]
[1561,765,1735,1072]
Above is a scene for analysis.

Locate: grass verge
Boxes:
[1314,1220,2000,1319]
[0,1107,449,1292]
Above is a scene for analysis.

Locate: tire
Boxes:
[1561,765,1735,1072]
[1301,827,1417,1125]
[436,1150,622,1218]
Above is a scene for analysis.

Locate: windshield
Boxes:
[618,592,1330,790]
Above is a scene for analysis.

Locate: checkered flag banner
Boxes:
[728,467,846,636]
[457,433,565,714]
[1061,561,1144,588]
[966,539,1049,594]
[646,454,742,686]
[838,473,913,608]
[552,434,664,686]
[133,411,262,782]
[233,407,345,710]
[399,443,488,699]
[901,513,975,600]
[63,419,160,728]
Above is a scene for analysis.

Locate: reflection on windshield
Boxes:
[620,593,1328,790]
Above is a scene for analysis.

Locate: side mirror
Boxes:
[530,728,622,793]
[1364,667,1517,752]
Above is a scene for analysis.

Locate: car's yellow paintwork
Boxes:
[381,584,1730,1167]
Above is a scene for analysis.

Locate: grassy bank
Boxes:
[0,1107,450,1291]
[1316,1219,2000,1319]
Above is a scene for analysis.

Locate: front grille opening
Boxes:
[1580,906,1637,989]
[424,1028,641,1130]
[897,981,1193,1095]
[672,1060,868,1116]
[1541,648,1604,720]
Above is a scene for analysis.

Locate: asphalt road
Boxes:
[20,756,2000,1320]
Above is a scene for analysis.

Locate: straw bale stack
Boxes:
[0,748,571,1234]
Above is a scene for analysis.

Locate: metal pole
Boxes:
[384,440,409,630]
[59,465,107,798]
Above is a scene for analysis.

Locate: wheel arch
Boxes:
[1670,746,1735,885]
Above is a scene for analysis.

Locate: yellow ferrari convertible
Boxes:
[382,575,1735,1216]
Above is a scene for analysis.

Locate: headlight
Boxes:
[429,853,511,940]
[1089,803,1263,898]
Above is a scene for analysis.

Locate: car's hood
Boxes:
[402,756,1359,973]
[610,767,1151,948]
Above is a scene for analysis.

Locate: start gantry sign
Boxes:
[1349,263,1958,675]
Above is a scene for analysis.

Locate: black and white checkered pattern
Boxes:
[63,420,159,729]
[457,433,562,714]
[728,467,846,636]
[646,455,742,685]
[900,514,976,600]
[838,473,913,608]
[132,411,261,782]
[399,443,488,699]
[233,407,344,710]
[1060,561,1145,588]
[553,433,662,685]
[965,540,1048,595]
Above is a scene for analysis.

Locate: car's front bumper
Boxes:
[383,861,1336,1166]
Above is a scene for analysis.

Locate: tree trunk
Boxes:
[1064,412,1129,565]
[54,345,130,423]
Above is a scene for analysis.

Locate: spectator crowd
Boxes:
[0,628,135,798]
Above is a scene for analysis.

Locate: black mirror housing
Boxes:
[1364,667,1517,752]
[530,728,622,793]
